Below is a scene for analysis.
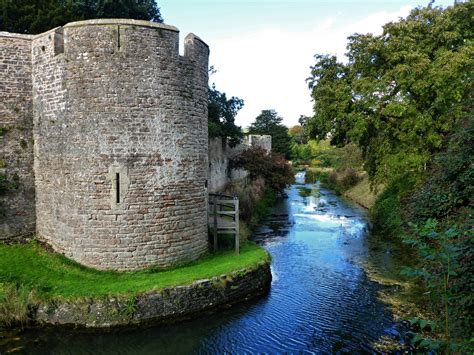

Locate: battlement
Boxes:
[1,20,210,271]
[0,19,209,66]
[245,135,272,152]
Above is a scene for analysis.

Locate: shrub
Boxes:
[402,220,472,352]
[409,119,474,222]
[371,176,411,237]
[249,187,276,227]
[230,147,294,194]
[328,171,338,187]
[339,168,360,190]
[225,177,265,222]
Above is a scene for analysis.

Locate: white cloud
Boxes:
[208,6,412,128]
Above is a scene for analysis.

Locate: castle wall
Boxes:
[0,33,36,241]
[32,20,209,270]
[208,135,272,194]
[246,134,272,152]
[208,138,248,193]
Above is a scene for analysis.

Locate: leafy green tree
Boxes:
[307,55,353,147]
[0,0,63,34]
[208,84,244,147]
[307,2,473,185]
[249,109,292,159]
[0,0,162,34]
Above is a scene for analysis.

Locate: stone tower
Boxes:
[0,19,210,271]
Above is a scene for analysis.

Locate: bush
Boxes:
[249,187,276,227]
[224,178,277,229]
[339,168,360,190]
[230,147,294,194]
[397,119,474,350]
[402,220,473,352]
[304,170,330,184]
[328,171,338,187]
[409,119,474,222]
[225,177,266,222]
[371,176,414,237]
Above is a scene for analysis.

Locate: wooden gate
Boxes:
[208,193,240,254]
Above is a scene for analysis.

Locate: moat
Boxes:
[1,178,405,353]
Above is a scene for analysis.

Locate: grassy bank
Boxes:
[0,240,269,326]
[293,141,380,209]
[305,167,380,209]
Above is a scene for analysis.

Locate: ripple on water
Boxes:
[2,183,398,354]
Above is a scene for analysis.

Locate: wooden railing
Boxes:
[209,193,240,254]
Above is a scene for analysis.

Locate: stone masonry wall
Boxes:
[246,134,271,152]
[208,135,272,193]
[208,137,247,193]
[0,33,35,241]
[35,261,272,328]
[30,20,209,270]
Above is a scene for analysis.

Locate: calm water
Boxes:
[1,178,404,354]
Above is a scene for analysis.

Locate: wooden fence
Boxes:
[208,193,240,254]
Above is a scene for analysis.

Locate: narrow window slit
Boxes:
[117,25,121,50]
[116,173,120,204]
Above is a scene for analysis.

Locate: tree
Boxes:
[289,124,307,145]
[249,109,292,159]
[307,2,473,185]
[208,83,244,147]
[0,0,162,34]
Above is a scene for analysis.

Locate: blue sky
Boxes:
[159,0,455,127]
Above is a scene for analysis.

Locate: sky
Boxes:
[159,0,455,128]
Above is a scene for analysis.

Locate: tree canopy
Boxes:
[208,83,244,147]
[307,2,473,185]
[249,109,292,158]
[288,124,308,145]
[0,0,162,34]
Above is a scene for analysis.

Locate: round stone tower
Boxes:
[31,19,209,270]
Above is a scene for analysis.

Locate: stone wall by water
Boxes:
[1,20,209,271]
[34,261,271,328]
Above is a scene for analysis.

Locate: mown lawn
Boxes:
[0,241,269,300]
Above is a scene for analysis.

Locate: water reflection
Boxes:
[2,181,401,354]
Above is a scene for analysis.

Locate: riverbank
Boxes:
[0,241,271,328]
[304,167,380,209]
[297,170,427,351]
[1,182,425,352]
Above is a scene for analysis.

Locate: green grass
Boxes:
[344,173,382,209]
[0,241,269,300]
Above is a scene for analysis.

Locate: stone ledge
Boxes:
[0,32,34,40]
[33,261,272,328]
[63,19,179,32]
